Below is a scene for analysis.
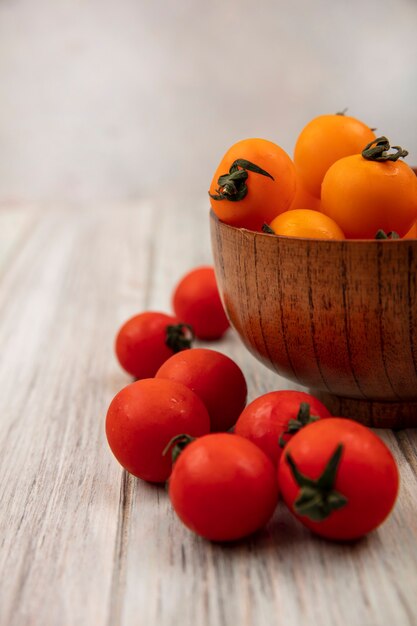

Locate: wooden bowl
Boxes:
[210,211,417,428]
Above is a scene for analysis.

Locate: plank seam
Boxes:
[106,471,134,626]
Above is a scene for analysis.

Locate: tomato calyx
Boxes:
[375,229,400,240]
[362,137,408,162]
[285,443,348,522]
[165,323,195,353]
[163,434,195,463]
[209,159,274,202]
[262,223,275,234]
[279,402,319,448]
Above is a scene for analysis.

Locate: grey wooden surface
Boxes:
[1,201,417,626]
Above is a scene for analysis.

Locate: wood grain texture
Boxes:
[0,205,39,275]
[211,211,417,427]
[0,202,417,626]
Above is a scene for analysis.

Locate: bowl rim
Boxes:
[209,209,417,244]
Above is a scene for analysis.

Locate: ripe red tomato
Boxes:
[115,311,194,379]
[168,433,279,541]
[172,266,229,340]
[278,418,399,540]
[156,348,247,432]
[234,390,331,466]
[105,378,210,482]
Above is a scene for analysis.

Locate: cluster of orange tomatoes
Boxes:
[209,112,417,240]
[105,265,399,543]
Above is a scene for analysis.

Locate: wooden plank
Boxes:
[1,201,416,626]
[0,205,38,274]
[119,200,417,626]
[122,416,417,626]
[0,204,155,626]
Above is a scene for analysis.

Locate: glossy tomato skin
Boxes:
[294,114,375,198]
[105,378,210,483]
[235,390,331,466]
[404,221,417,238]
[278,418,399,540]
[269,209,345,239]
[115,311,186,379]
[172,266,229,340]
[321,156,417,238]
[169,433,279,541]
[209,138,296,231]
[288,177,322,212]
[155,348,247,432]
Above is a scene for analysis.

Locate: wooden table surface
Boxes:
[1,201,417,626]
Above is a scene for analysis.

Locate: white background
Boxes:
[1,0,416,206]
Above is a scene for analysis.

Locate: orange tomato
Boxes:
[209,138,296,231]
[289,179,321,212]
[294,113,376,198]
[268,209,345,239]
[321,137,417,239]
[404,221,417,239]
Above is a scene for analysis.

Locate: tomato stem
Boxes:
[285,444,348,522]
[362,137,408,162]
[209,159,274,202]
[162,434,195,463]
[279,402,319,448]
[375,230,400,240]
[262,223,275,235]
[165,323,194,353]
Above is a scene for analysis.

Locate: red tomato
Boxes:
[172,266,229,340]
[105,378,210,482]
[115,311,194,379]
[168,433,279,541]
[278,418,399,540]
[156,348,247,432]
[234,390,331,466]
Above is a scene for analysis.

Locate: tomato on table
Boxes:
[172,266,229,340]
[321,137,417,238]
[209,138,296,231]
[115,311,193,379]
[156,348,247,432]
[105,378,210,483]
[168,433,279,541]
[294,112,375,198]
[235,390,331,466]
[278,418,399,540]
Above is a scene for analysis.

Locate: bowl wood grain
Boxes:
[210,211,417,428]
